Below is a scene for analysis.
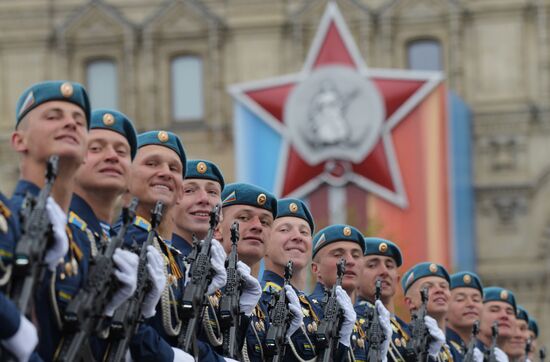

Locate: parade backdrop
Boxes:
[228,3,474,306]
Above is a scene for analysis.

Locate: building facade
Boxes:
[0,0,549,340]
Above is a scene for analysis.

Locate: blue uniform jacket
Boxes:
[113,216,225,361]
[11,180,86,361]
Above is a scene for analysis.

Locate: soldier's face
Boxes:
[480,301,516,339]
[12,101,88,165]
[447,287,483,330]
[405,276,450,319]
[358,255,399,301]
[312,241,363,294]
[266,216,312,271]
[503,319,530,358]
[128,145,183,209]
[173,179,221,240]
[74,129,131,195]
[216,205,273,267]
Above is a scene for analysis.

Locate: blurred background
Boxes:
[0,0,548,342]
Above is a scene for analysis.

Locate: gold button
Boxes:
[103,113,115,126]
[257,193,267,206]
[289,202,298,213]
[196,161,207,174]
[343,226,352,236]
[60,82,74,97]
[157,131,169,142]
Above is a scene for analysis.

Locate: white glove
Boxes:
[45,196,69,271]
[207,239,227,295]
[335,286,356,347]
[285,284,303,339]
[237,261,261,316]
[142,246,166,318]
[224,359,239,362]
[472,347,484,362]
[424,315,445,357]
[104,248,139,317]
[171,347,194,362]
[0,314,38,362]
[494,347,509,362]
[375,300,392,362]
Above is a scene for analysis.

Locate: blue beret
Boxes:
[450,271,483,296]
[364,237,402,267]
[137,131,187,177]
[516,305,529,323]
[90,109,137,160]
[221,183,277,217]
[16,80,91,129]
[312,224,365,258]
[276,198,315,234]
[483,286,517,315]
[185,160,225,191]
[402,262,450,294]
[528,317,539,337]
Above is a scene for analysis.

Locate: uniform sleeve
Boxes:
[129,324,175,362]
[0,292,21,339]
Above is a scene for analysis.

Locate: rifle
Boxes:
[462,320,480,362]
[265,260,294,362]
[315,258,346,362]
[366,278,387,361]
[55,198,138,362]
[407,287,431,362]
[104,201,165,362]
[10,155,59,315]
[540,346,546,362]
[219,221,243,359]
[485,321,499,362]
[177,204,222,354]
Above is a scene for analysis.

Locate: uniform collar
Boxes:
[309,282,327,302]
[171,233,193,257]
[261,270,286,289]
[446,327,465,347]
[13,180,40,197]
[69,194,106,237]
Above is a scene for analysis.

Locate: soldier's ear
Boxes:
[11,130,27,153]
[311,262,318,274]
[213,225,223,242]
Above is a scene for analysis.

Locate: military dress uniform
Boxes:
[309,224,368,361]
[447,271,485,358]
[402,262,459,362]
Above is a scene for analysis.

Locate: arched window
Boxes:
[86,59,118,109]
[407,39,442,71]
[171,55,204,122]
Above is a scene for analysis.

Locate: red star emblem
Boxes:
[229,3,442,208]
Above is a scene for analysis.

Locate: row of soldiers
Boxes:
[0,80,543,362]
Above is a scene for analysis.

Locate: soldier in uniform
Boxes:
[309,224,365,360]
[503,306,531,361]
[446,271,484,355]
[262,198,353,360]
[355,237,407,361]
[171,159,225,257]
[0,193,38,361]
[69,109,168,361]
[214,182,285,361]
[474,286,517,361]
[402,262,459,361]
[115,130,228,361]
[9,80,139,360]
[527,317,539,360]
